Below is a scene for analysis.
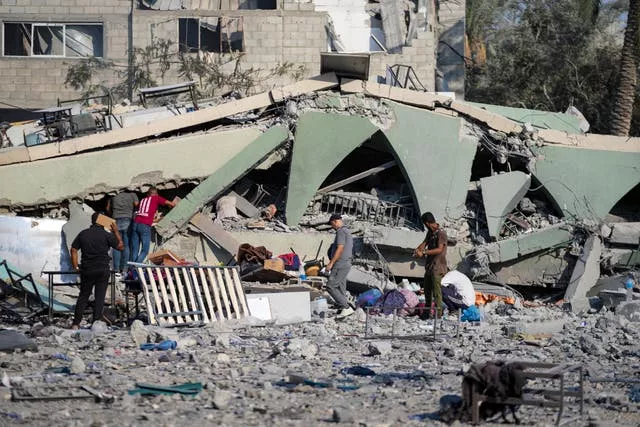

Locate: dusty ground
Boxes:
[1,302,639,426]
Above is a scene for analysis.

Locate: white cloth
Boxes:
[441,270,475,307]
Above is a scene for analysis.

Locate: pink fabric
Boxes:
[134,195,167,226]
[398,288,419,316]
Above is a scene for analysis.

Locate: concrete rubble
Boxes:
[0,302,637,425]
[0,66,639,425]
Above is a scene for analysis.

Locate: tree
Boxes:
[466,0,628,135]
[610,0,640,136]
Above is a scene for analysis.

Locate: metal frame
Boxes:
[0,260,48,321]
[470,362,584,426]
[312,192,418,228]
[42,270,116,321]
[129,262,248,327]
[363,305,463,341]
[387,64,427,92]
[138,81,199,110]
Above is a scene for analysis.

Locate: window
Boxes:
[178,17,243,54]
[3,22,103,57]
[238,0,277,9]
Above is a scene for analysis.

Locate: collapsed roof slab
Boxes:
[383,102,477,221]
[480,171,531,238]
[469,102,583,134]
[483,223,574,264]
[0,73,339,167]
[285,112,379,226]
[0,127,263,209]
[156,125,289,238]
[531,145,640,221]
[340,78,452,109]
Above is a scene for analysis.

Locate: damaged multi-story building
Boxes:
[0,0,465,121]
[0,69,638,315]
[0,1,638,316]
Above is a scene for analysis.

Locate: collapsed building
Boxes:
[0,72,638,315]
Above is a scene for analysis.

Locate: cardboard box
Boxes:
[263,258,285,272]
[148,249,184,266]
[96,213,115,229]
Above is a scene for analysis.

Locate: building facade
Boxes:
[0,0,454,117]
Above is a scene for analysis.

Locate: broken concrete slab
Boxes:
[190,213,240,259]
[564,235,602,313]
[0,128,263,209]
[0,74,338,167]
[480,171,531,238]
[156,126,289,238]
[531,145,640,221]
[285,112,378,226]
[62,201,93,254]
[609,222,640,246]
[383,102,477,221]
[448,100,523,134]
[228,191,260,218]
[483,223,573,264]
[469,102,583,134]
[340,79,452,109]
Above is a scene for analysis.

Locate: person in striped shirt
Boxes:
[130,187,176,263]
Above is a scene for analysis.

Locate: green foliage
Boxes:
[466,0,634,135]
[65,38,308,102]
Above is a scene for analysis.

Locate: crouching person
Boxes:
[441,270,475,311]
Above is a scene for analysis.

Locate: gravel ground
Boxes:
[1,301,640,426]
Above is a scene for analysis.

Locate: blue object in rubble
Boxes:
[461,305,481,322]
[140,340,177,351]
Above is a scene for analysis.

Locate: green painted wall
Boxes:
[469,102,583,133]
[0,128,263,207]
[156,126,289,238]
[285,112,378,225]
[384,102,476,221]
[532,145,640,221]
[488,224,573,263]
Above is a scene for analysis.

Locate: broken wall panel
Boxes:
[156,125,289,238]
[531,145,640,221]
[482,223,574,264]
[0,128,262,208]
[480,171,531,238]
[383,101,476,221]
[469,102,583,134]
[285,112,379,226]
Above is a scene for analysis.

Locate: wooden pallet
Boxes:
[130,263,249,326]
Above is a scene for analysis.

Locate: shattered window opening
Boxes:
[2,22,104,58]
[178,17,243,54]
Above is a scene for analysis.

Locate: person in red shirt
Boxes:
[130,187,176,263]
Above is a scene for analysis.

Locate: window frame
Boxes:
[177,17,244,54]
[2,22,104,58]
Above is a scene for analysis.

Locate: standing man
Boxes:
[70,212,123,329]
[325,214,354,319]
[130,187,176,263]
[106,190,138,277]
[413,212,448,319]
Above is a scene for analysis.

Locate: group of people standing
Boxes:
[69,187,175,329]
[106,187,176,275]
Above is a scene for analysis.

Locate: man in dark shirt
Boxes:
[70,212,123,329]
[413,212,448,318]
[106,190,139,276]
[325,214,355,320]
